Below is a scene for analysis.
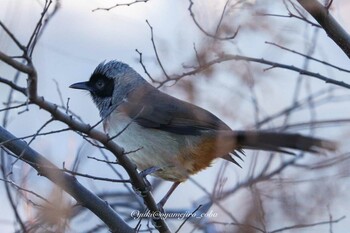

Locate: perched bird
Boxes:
[70,60,336,206]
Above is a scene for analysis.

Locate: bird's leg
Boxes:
[133,166,162,196]
[158,182,180,208]
[139,166,162,187]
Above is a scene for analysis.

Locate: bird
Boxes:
[70,60,336,206]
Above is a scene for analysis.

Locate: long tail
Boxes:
[235,131,336,153]
[218,131,337,165]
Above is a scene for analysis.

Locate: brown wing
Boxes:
[119,87,231,135]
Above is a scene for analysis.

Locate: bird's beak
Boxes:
[69,81,90,91]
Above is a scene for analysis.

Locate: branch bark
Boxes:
[297,0,350,59]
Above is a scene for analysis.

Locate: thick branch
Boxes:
[297,0,350,59]
[0,126,133,233]
[0,51,32,74]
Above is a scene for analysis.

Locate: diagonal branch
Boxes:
[0,126,134,233]
[29,96,171,232]
[297,0,350,58]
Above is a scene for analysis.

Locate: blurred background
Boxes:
[1,0,350,232]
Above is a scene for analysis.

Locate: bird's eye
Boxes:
[95,79,105,89]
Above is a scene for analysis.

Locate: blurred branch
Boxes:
[154,53,350,89]
[293,152,350,170]
[0,178,51,204]
[272,118,350,131]
[269,215,345,233]
[92,0,150,12]
[0,126,134,233]
[188,0,239,40]
[266,41,350,73]
[210,215,345,232]
[145,20,171,81]
[1,70,26,232]
[62,164,131,183]
[220,157,299,201]
[297,0,350,58]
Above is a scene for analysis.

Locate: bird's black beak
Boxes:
[69,81,90,91]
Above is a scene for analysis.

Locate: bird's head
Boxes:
[70,60,146,118]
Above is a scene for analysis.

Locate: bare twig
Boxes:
[0,70,27,232]
[175,205,202,233]
[146,20,171,81]
[53,79,65,107]
[260,0,322,28]
[0,76,27,95]
[188,0,239,40]
[0,178,51,204]
[135,49,156,83]
[0,103,28,113]
[62,164,130,183]
[269,215,346,233]
[0,21,26,52]
[92,0,150,12]
[87,156,119,165]
[155,53,350,89]
[27,0,53,57]
[266,41,350,73]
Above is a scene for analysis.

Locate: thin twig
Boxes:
[62,164,130,183]
[0,178,51,204]
[135,49,156,83]
[146,20,170,80]
[0,103,28,113]
[155,53,350,89]
[270,216,346,233]
[188,0,239,40]
[175,205,202,233]
[0,21,26,52]
[265,41,350,73]
[92,0,150,12]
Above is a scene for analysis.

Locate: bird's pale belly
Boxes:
[105,112,206,182]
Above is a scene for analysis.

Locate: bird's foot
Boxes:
[133,167,162,197]
[139,166,162,178]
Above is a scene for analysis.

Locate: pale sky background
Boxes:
[1,0,350,232]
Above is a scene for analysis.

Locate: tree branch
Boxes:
[0,51,32,74]
[0,126,134,233]
[156,53,350,89]
[297,0,350,58]
[30,96,171,232]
